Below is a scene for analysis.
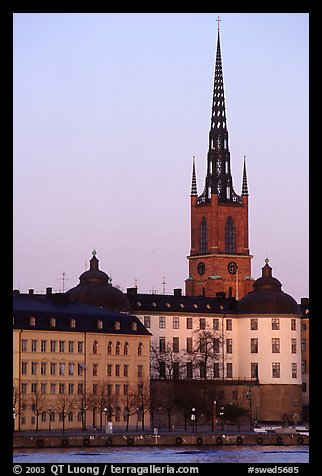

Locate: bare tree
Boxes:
[136,378,151,431]
[55,388,75,433]
[13,385,26,432]
[150,340,186,380]
[29,383,47,432]
[119,386,138,432]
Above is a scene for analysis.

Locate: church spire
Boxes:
[198,19,242,205]
[191,156,198,196]
[242,156,249,196]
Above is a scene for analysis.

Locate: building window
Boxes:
[116,342,121,355]
[107,341,113,355]
[302,382,307,393]
[144,316,150,328]
[291,319,296,330]
[200,337,207,353]
[187,361,193,379]
[124,342,129,355]
[159,316,166,329]
[59,363,65,375]
[251,338,258,353]
[31,383,38,394]
[68,384,74,394]
[138,365,143,378]
[70,318,76,328]
[173,361,179,380]
[29,316,36,326]
[301,339,306,351]
[69,363,74,376]
[50,363,56,376]
[21,339,27,352]
[250,318,258,330]
[124,384,128,395]
[173,317,179,329]
[138,342,143,356]
[68,341,74,353]
[93,364,98,376]
[186,318,193,329]
[97,320,103,330]
[199,362,206,379]
[31,362,37,375]
[200,217,208,253]
[292,363,297,378]
[40,362,47,375]
[173,337,179,353]
[213,338,220,354]
[226,319,232,331]
[50,340,57,353]
[213,318,219,331]
[21,383,28,395]
[291,338,297,354]
[272,338,280,353]
[226,362,233,378]
[214,362,220,379]
[225,216,236,253]
[160,361,166,378]
[21,361,27,375]
[186,337,193,353]
[78,383,84,395]
[251,362,258,379]
[41,384,46,395]
[59,384,65,394]
[226,338,232,354]
[31,340,37,352]
[131,322,137,331]
[59,340,65,353]
[115,364,120,377]
[301,360,306,374]
[159,337,166,352]
[50,317,56,327]
[41,340,47,352]
[78,341,84,353]
[272,362,280,378]
[107,364,112,376]
[200,318,206,330]
[114,321,121,330]
[272,318,280,330]
[124,364,128,377]
[50,384,56,395]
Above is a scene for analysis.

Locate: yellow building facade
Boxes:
[13,290,151,432]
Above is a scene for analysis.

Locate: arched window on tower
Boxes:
[200,217,208,253]
[225,216,236,253]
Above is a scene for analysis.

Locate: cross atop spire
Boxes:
[216,16,221,32]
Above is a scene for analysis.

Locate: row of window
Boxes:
[156,361,298,380]
[20,382,144,396]
[21,362,143,378]
[159,336,300,354]
[145,316,299,331]
[24,316,138,331]
[20,408,143,425]
[20,339,144,356]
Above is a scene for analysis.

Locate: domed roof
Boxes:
[66,251,131,313]
[237,259,300,315]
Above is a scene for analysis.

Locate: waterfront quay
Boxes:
[14,426,309,449]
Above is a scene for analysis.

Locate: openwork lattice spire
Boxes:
[191,156,198,196]
[197,23,242,205]
[242,156,249,196]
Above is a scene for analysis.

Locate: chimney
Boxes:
[28,289,34,295]
[301,297,309,307]
[127,287,138,295]
[46,287,52,295]
[173,288,182,297]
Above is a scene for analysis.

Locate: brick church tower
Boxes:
[185,22,254,299]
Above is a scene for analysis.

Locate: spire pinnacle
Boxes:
[191,156,198,196]
[216,16,221,32]
[242,155,249,196]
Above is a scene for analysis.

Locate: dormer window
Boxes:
[29,316,36,326]
[131,322,138,331]
[70,319,76,328]
[114,321,121,330]
[97,320,103,330]
[50,317,56,328]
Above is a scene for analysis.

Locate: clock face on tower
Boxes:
[197,262,206,275]
[228,261,238,274]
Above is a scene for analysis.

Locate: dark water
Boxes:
[13,446,309,463]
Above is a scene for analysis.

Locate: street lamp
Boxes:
[220,406,225,431]
[103,407,108,434]
[191,407,196,433]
